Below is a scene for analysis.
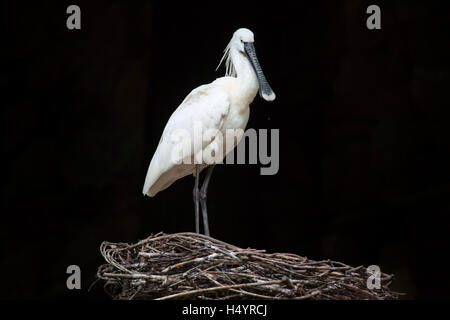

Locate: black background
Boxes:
[2,0,449,299]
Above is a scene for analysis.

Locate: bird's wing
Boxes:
[143,83,231,196]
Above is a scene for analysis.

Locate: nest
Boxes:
[97,232,400,300]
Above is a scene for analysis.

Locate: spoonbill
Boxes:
[142,28,275,236]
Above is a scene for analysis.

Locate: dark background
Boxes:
[2,0,449,299]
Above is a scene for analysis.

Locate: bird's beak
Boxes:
[244,42,276,102]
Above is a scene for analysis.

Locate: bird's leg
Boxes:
[193,164,201,234]
[200,165,215,237]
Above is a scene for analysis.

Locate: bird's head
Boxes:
[230,28,255,54]
[217,28,276,102]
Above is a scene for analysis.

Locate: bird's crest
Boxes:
[216,40,236,77]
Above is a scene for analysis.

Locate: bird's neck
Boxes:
[231,49,259,107]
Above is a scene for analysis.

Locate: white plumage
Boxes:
[143,28,275,198]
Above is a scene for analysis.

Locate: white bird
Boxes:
[142,28,275,236]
